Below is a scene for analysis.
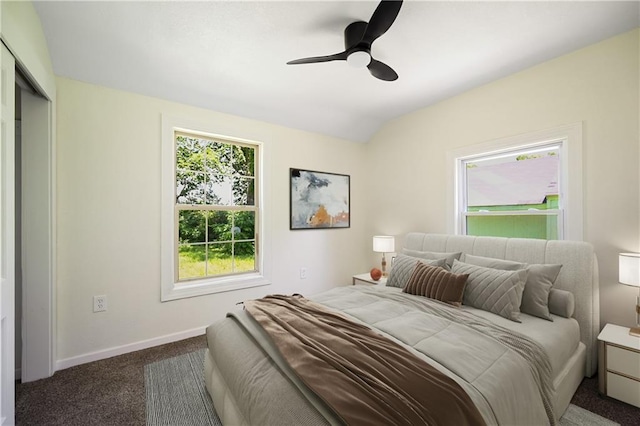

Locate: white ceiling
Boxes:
[33,1,640,142]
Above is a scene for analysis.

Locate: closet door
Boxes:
[0,43,16,425]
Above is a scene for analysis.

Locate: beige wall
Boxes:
[55,77,368,361]
[367,29,640,329]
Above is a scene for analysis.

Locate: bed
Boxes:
[204,233,600,425]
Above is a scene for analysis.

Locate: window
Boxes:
[175,132,257,280]
[161,116,269,301]
[448,123,583,241]
[462,143,562,239]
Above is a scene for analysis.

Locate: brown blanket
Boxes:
[244,294,486,426]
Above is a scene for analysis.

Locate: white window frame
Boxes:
[161,115,271,301]
[446,123,583,241]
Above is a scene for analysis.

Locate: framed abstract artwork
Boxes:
[290,168,350,230]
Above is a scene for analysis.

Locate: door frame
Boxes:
[1,1,57,391]
[0,41,16,426]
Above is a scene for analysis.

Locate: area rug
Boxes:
[145,349,619,426]
[145,349,221,426]
[559,404,619,426]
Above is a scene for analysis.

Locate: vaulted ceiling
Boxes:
[33,1,640,142]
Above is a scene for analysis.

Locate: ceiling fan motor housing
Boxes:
[345,21,371,67]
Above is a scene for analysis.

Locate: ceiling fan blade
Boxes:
[367,58,398,81]
[287,51,348,65]
[361,0,403,45]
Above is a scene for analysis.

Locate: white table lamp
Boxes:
[373,236,395,277]
[619,253,640,337]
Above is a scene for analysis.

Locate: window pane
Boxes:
[178,210,206,243]
[178,244,207,280]
[232,145,255,177]
[206,141,233,175]
[206,174,232,205]
[207,242,233,276]
[176,171,206,204]
[176,136,205,172]
[234,241,256,273]
[232,177,255,205]
[466,148,559,212]
[466,214,558,239]
[232,211,255,240]
[207,211,231,242]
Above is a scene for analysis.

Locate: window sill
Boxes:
[161,273,271,302]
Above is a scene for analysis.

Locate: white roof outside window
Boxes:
[467,155,558,207]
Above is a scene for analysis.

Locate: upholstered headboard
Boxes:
[404,233,600,377]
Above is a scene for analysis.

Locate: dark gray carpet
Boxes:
[570,375,640,426]
[16,335,207,425]
[145,349,220,426]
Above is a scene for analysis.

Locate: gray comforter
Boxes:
[312,286,555,425]
[217,285,556,425]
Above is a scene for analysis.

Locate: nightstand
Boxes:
[598,323,640,408]
[352,273,387,286]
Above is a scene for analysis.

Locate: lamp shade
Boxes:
[619,253,640,287]
[373,236,395,253]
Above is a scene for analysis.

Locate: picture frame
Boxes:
[290,168,350,230]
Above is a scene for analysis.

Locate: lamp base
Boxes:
[630,327,640,337]
[381,253,387,277]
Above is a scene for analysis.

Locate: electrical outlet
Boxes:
[93,295,107,312]
[300,268,307,279]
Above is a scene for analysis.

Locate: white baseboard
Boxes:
[55,326,207,371]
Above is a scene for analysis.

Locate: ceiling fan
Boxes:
[286,0,403,81]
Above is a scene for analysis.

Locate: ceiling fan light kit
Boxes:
[286,0,403,81]
[347,51,371,68]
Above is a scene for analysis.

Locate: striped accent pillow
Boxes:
[402,262,469,307]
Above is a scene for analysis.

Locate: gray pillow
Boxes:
[386,254,446,289]
[520,264,562,320]
[461,254,525,270]
[402,249,462,267]
[461,254,562,321]
[451,259,527,322]
[548,288,575,318]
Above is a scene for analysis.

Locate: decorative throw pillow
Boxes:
[386,254,446,289]
[403,262,469,307]
[461,254,525,270]
[402,249,462,268]
[548,288,575,318]
[520,264,562,320]
[451,259,527,322]
[461,254,562,321]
